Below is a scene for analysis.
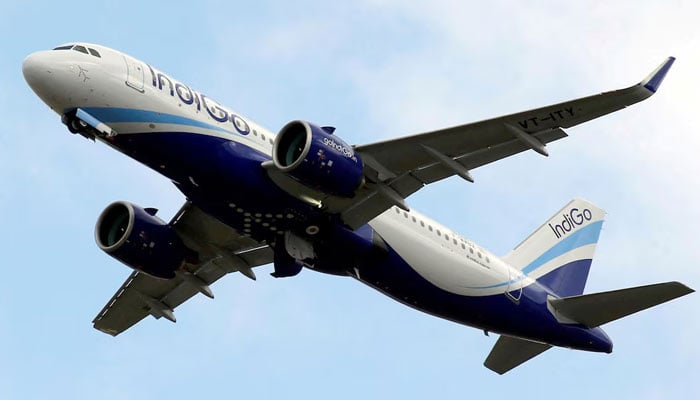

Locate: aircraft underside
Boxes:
[109,129,614,352]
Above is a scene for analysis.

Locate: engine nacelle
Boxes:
[273,120,364,197]
[95,201,189,279]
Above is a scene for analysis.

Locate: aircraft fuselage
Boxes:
[24,43,632,359]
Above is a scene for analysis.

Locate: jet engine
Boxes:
[272,120,364,197]
[95,201,190,279]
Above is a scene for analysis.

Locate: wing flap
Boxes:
[93,271,182,335]
[339,128,568,228]
[484,335,552,375]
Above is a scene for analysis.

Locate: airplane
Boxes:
[23,43,693,374]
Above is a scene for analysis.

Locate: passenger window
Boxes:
[395,208,400,214]
[478,252,482,258]
[253,130,258,136]
[428,226,433,232]
[420,221,425,227]
[469,248,474,254]
[261,134,266,141]
[486,257,490,263]
[269,139,274,145]
[73,45,88,54]
[461,243,465,249]
[403,212,408,218]
[453,238,457,245]
[88,48,101,58]
[436,230,441,237]
[411,216,416,223]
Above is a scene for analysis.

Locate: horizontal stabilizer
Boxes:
[484,335,552,375]
[548,281,694,327]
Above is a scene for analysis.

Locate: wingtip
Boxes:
[483,362,507,375]
[669,281,694,295]
[642,56,675,93]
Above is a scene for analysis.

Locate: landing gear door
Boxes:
[505,268,523,304]
[123,55,145,92]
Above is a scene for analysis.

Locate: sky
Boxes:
[2,1,699,398]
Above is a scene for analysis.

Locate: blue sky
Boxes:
[2,1,699,398]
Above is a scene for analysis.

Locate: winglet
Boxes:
[641,57,675,93]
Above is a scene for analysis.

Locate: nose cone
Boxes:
[23,51,55,104]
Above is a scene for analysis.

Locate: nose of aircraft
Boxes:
[23,51,54,103]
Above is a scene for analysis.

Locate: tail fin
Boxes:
[503,198,605,297]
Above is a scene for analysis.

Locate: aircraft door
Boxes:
[123,55,145,92]
[505,267,523,304]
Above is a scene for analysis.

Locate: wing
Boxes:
[92,202,273,336]
[319,57,673,228]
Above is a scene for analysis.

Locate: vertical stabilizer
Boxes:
[503,199,605,297]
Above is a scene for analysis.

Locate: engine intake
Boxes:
[95,201,189,279]
[273,120,364,197]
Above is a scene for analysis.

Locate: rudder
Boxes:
[503,198,605,297]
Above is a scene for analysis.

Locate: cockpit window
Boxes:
[73,45,89,54]
[52,44,102,58]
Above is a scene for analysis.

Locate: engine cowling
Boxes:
[273,120,364,197]
[95,201,189,279]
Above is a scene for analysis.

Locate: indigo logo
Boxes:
[548,208,592,239]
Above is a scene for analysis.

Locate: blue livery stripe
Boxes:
[80,107,235,135]
[521,220,603,275]
[463,221,602,290]
[463,275,527,289]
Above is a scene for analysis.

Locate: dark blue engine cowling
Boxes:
[95,201,188,279]
[273,120,364,197]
